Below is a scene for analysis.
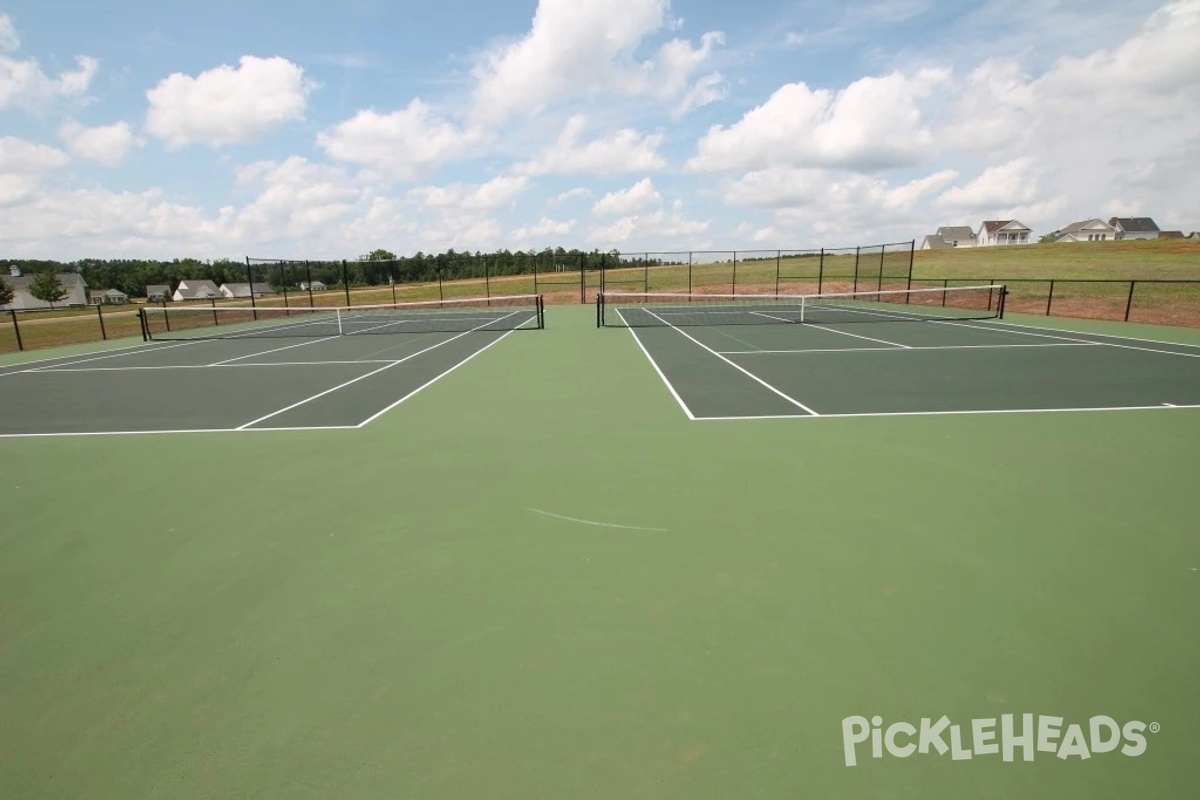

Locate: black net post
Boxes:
[10,308,23,350]
[1125,281,1136,322]
[906,239,915,293]
[245,257,258,320]
[818,249,825,294]
[138,307,148,342]
[305,261,315,308]
[96,302,107,340]
[342,260,351,306]
[596,294,602,327]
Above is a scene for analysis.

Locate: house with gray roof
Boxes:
[145,284,170,301]
[1049,218,1116,243]
[1108,217,1160,240]
[1,266,88,310]
[172,279,221,301]
[219,282,276,299]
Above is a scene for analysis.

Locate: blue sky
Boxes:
[1,0,1196,260]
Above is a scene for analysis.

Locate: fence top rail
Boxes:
[910,277,1200,285]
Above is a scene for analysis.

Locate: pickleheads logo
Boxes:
[841,715,1159,767]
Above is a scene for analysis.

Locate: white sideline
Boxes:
[616,309,697,420]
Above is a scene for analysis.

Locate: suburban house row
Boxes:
[0,266,327,311]
[921,217,1197,249]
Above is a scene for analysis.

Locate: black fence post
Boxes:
[484,255,491,299]
[1125,281,1136,322]
[210,297,217,327]
[342,260,351,306]
[942,278,949,307]
[877,246,885,293]
[643,252,649,293]
[818,248,825,294]
[1046,280,1055,316]
[245,257,258,320]
[437,265,445,304]
[688,252,693,295]
[579,253,585,304]
[96,303,107,340]
[138,307,148,342]
[774,250,781,296]
[853,246,861,293]
[305,260,315,307]
[731,251,738,295]
[10,308,23,351]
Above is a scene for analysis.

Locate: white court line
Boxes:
[30,360,401,373]
[764,311,912,349]
[717,342,1102,355]
[237,310,522,430]
[0,425,361,439]
[934,318,1200,359]
[207,334,341,365]
[528,508,669,532]
[616,309,697,420]
[11,338,213,374]
[979,318,1200,349]
[642,308,820,416]
[692,404,1200,421]
[353,327,521,427]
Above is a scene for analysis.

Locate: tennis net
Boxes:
[597,285,1006,327]
[140,294,544,340]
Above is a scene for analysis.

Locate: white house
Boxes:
[89,289,130,305]
[1108,217,1160,240]
[1,265,89,310]
[976,220,1032,246]
[219,282,276,299]
[1050,219,1116,242]
[173,279,221,301]
[299,280,328,291]
[145,284,170,302]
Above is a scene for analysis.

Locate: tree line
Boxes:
[0,247,683,301]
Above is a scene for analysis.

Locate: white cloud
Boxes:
[0,136,69,205]
[145,56,313,149]
[511,216,577,246]
[234,156,366,240]
[0,51,97,111]
[0,13,19,52]
[470,0,724,123]
[586,198,710,247]
[936,159,1040,211]
[593,178,662,216]
[408,174,530,211]
[688,68,949,174]
[517,115,666,176]
[547,187,593,206]
[785,31,807,47]
[58,121,138,166]
[317,100,482,180]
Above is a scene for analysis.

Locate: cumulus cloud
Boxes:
[145,56,313,149]
[0,136,69,205]
[58,121,138,166]
[234,156,365,238]
[547,187,593,206]
[592,177,662,216]
[317,100,482,180]
[586,198,710,247]
[407,174,530,211]
[517,115,666,176]
[0,13,19,51]
[687,68,949,174]
[511,216,577,246]
[470,0,724,123]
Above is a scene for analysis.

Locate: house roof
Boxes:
[221,282,275,292]
[146,284,169,293]
[4,272,86,290]
[1059,218,1114,234]
[921,235,951,249]
[1158,230,1184,239]
[90,289,128,297]
[936,226,975,241]
[980,220,1030,234]
[1108,217,1160,232]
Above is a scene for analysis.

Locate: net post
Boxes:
[1046,280,1055,315]
[138,307,148,342]
[96,302,107,340]
[818,248,825,294]
[999,286,1008,319]
[342,260,351,306]
[906,239,915,294]
[1125,281,1136,322]
[596,293,602,327]
[539,294,545,329]
[9,309,22,351]
[877,246,885,293]
[246,257,258,320]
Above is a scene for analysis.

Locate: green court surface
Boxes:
[2,303,1198,799]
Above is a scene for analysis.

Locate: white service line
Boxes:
[615,309,697,420]
[716,342,1102,355]
[935,318,1200,359]
[207,334,341,365]
[32,360,401,373]
[642,308,820,416]
[692,403,1200,421]
[236,310,522,430]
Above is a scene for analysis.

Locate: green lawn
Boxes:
[2,305,1198,799]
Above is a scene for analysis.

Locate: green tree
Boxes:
[363,248,397,261]
[0,276,14,308]
[29,270,69,309]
